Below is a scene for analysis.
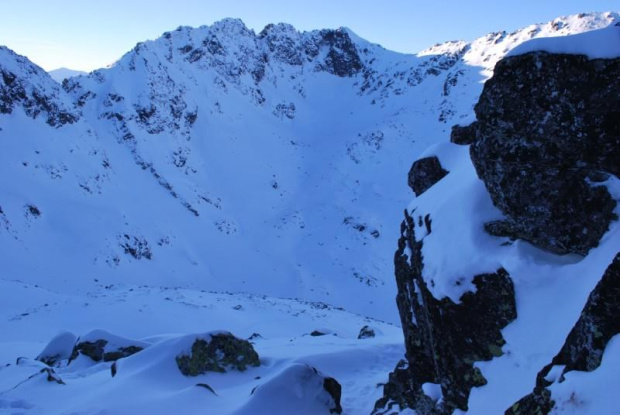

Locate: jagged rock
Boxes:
[374,210,516,414]
[506,252,620,415]
[468,52,619,255]
[318,29,362,77]
[175,332,260,376]
[408,156,449,196]
[69,330,146,364]
[0,47,79,126]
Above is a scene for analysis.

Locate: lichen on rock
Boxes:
[468,52,619,255]
[374,209,517,414]
[175,332,260,376]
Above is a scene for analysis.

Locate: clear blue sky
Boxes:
[1,0,617,71]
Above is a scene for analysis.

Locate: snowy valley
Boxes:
[0,11,619,414]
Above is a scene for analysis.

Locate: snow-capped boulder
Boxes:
[469,48,619,255]
[175,332,260,376]
[36,331,78,366]
[237,363,342,414]
[69,329,148,364]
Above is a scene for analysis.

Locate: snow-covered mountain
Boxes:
[2,12,616,323]
[48,67,87,83]
[0,11,618,414]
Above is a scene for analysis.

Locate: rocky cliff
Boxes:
[376,24,620,415]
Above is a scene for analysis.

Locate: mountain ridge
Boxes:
[0,12,617,323]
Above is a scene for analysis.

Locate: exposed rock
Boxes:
[0,47,79,127]
[69,330,146,364]
[316,29,362,77]
[450,123,477,145]
[41,367,65,385]
[243,363,342,414]
[119,234,152,260]
[176,332,260,376]
[323,376,343,414]
[506,252,620,415]
[408,156,449,196]
[36,331,77,366]
[468,52,619,255]
[374,210,516,414]
[196,383,218,395]
[358,325,376,339]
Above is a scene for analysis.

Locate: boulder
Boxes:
[69,329,147,364]
[468,52,619,255]
[408,156,449,197]
[36,331,77,366]
[175,332,260,376]
[239,363,342,414]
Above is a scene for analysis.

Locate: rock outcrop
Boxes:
[0,47,79,126]
[68,330,147,364]
[468,52,619,255]
[377,43,620,415]
[506,252,620,415]
[374,209,516,415]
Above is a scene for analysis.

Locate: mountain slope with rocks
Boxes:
[0,11,618,414]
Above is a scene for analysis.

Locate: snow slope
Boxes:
[0,11,618,414]
[2,12,616,323]
[48,67,87,83]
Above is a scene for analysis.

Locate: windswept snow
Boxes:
[509,21,620,59]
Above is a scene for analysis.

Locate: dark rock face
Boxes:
[506,252,620,415]
[374,210,517,414]
[323,376,343,414]
[0,54,79,127]
[357,325,375,339]
[176,333,260,376]
[408,156,449,196]
[69,339,143,363]
[468,52,619,255]
[450,123,476,145]
[318,29,362,77]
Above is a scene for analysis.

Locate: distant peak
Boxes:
[209,17,252,35]
[259,22,298,38]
